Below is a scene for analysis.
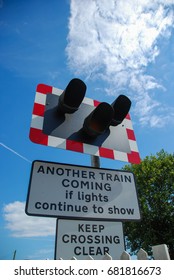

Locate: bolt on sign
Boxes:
[25,160,141,221]
[55,219,125,260]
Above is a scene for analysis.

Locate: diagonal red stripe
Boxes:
[36,84,53,94]
[29,128,48,145]
[66,140,84,153]
[33,103,45,116]
[126,128,136,140]
[127,151,141,164]
[99,147,115,159]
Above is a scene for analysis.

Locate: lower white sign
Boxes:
[55,219,125,260]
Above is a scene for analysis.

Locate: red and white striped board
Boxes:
[29,84,141,164]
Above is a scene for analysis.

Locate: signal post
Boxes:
[27,78,141,259]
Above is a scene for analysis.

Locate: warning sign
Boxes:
[29,83,141,164]
[55,219,124,260]
[25,160,141,221]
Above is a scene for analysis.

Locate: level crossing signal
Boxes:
[56,78,131,137]
[29,78,140,163]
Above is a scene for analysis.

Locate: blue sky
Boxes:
[0,0,174,260]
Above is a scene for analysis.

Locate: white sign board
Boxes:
[25,160,141,221]
[55,219,125,260]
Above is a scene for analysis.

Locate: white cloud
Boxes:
[66,0,174,127]
[3,201,56,237]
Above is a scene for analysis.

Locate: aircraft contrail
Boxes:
[0,142,31,163]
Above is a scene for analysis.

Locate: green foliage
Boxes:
[123,150,174,259]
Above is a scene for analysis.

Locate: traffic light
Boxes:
[57,78,86,114]
[56,79,131,138]
[111,95,131,126]
[83,102,114,137]
[29,79,140,163]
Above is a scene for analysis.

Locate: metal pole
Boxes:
[13,250,17,260]
[91,155,100,168]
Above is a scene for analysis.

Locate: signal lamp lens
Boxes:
[58,78,86,114]
[111,95,131,126]
[83,102,114,137]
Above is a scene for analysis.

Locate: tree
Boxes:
[123,150,174,259]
